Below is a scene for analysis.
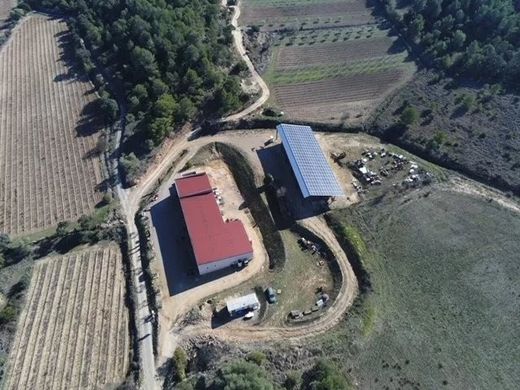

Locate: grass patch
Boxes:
[322,187,520,388]
[265,54,411,85]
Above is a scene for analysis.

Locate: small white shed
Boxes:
[226,293,260,316]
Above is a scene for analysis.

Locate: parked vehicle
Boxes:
[265,287,277,304]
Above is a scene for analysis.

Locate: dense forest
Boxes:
[27,0,246,153]
[383,0,520,89]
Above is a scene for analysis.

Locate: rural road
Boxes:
[111,1,271,388]
[219,1,270,122]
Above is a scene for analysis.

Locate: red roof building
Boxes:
[175,173,253,275]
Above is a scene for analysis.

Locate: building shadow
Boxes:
[150,186,241,297]
[256,144,330,221]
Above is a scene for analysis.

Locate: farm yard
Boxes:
[240,1,416,124]
[3,245,130,390]
[0,14,104,236]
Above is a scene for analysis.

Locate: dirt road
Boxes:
[220,1,270,122]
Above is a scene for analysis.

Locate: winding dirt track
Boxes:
[176,216,358,342]
[129,131,359,346]
[219,1,270,122]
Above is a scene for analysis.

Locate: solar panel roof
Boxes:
[277,124,343,198]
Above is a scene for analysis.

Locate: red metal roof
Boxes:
[175,174,253,265]
[175,173,212,199]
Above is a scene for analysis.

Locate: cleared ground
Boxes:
[240,1,416,125]
[324,187,520,388]
[240,0,375,31]
[0,14,104,235]
[0,0,15,24]
[3,245,130,390]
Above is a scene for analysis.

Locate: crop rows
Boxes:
[0,15,103,235]
[273,68,409,122]
[240,0,374,29]
[4,245,130,389]
[275,26,388,46]
[275,37,397,69]
[268,54,411,85]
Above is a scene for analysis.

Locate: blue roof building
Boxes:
[276,124,344,198]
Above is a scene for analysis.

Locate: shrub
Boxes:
[301,360,350,390]
[213,361,274,390]
[400,106,419,126]
[284,372,299,389]
[173,347,188,382]
[246,351,266,366]
[0,305,17,325]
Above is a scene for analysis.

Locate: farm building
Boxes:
[277,123,343,198]
[175,173,253,275]
[226,293,260,316]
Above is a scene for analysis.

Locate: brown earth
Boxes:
[272,68,409,123]
[0,15,104,235]
[3,245,130,390]
[240,1,373,23]
[275,37,397,69]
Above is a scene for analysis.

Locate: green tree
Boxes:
[56,221,72,237]
[173,347,188,382]
[400,106,419,126]
[302,360,350,390]
[99,96,118,123]
[213,361,274,390]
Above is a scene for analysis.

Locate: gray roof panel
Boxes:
[277,124,343,198]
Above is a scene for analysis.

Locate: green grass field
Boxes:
[322,187,520,389]
[211,229,335,327]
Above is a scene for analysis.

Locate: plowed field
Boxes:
[275,37,397,69]
[0,14,104,235]
[240,0,375,30]
[273,68,408,122]
[3,245,130,390]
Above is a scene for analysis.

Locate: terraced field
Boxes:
[240,1,416,125]
[3,245,130,390]
[240,0,376,31]
[264,27,416,124]
[0,14,104,235]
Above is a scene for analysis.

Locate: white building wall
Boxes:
[198,251,253,275]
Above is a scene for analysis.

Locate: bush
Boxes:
[120,153,141,186]
[301,360,350,390]
[213,361,274,390]
[246,351,266,366]
[400,106,419,126]
[173,347,188,382]
[284,372,299,389]
[0,305,17,325]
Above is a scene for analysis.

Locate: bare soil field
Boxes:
[371,70,520,194]
[0,0,15,24]
[3,245,130,390]
[240,0,375,30]
[273,68,410,122]
[275,36,397,69]
[0,14,104,235]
